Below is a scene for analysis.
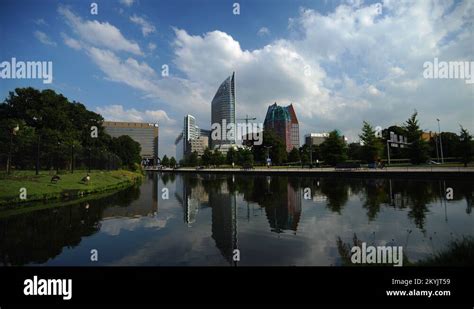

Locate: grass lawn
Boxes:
[0,170,142,206]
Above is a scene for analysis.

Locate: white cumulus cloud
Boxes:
[59,5,142,55]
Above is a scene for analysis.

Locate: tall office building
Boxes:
[184,114,199,154]
[263,102,300,152]
[211,72,236,149]
[103,121,159,164]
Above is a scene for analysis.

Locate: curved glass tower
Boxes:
[211,72,236,148]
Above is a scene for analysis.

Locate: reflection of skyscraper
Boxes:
[175,175,209,226]
[210,182,238,264]
[211,72,236,149]
[266,181,302,233]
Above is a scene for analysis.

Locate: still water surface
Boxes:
[1,172,472,266]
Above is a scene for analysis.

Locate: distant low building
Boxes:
[188,135,209,156]
[103,121,159,164]
[421,131,437,142]
[305,133,329,146]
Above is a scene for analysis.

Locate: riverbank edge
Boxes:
[0,170,143,208]
[152,167,474,179]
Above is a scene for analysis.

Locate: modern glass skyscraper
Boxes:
[211,72,236,148]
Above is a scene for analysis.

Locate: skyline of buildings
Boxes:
[101,73,451,164]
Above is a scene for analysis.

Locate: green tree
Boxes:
[438,132,460,158]
[288,147,300,163]
[110,135,141,168]
[299,144,310,165]
[404,111,429,164]
[459,126,472,167]
[212,149,225,166]
[169,156,177,168]
[187,151,199,167]
[320,130,348,166]
[252,130,287,165]
[348,142,362,161]
[359,121,384,163]
[1,87,117,172]
[201,147,213,166]
[226,147,237,165]
[237,148,254,165]
[161,155,169,167]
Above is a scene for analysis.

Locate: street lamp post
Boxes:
[88,147,92,173]
[56,141,61,174]
[71,143,75,174]
[36,134,41,175]
[264,146,272,168]
[434,135,439,163]
[386,140,391,165]
[33,116,42,175]
[437,119,444,164]
[6,124,19,175]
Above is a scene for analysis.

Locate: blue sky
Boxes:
[1,0,473,157]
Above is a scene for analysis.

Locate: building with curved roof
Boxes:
[211,72,236,148]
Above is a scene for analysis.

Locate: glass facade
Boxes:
[211,72,236,148]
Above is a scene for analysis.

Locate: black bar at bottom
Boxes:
[0,267,472,306]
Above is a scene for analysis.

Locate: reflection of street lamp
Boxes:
[437,119,444,164]
[7,124,19,175]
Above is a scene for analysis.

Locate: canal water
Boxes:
[1,172,472,266]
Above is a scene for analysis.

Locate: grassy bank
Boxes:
[0,170,142,207]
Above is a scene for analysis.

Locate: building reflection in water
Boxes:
[265,181,302,235]
[174,175,303,264]
[210,181,238,265]
[175,175,209,226]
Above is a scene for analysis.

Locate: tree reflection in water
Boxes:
[0,173,472,266]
